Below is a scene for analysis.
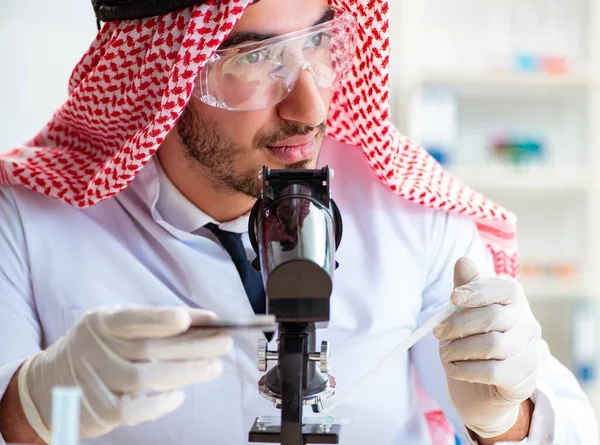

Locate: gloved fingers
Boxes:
[107,357,225,393]
[93,306,197,340]
[117,390,186,427]
[188,308,219,326]
[453,256,480,287]
[444,337,541,393]
[445,358,512,388]
[144,330,232,361]
[439,320,538,362]
[106,331,233,361]
[433,303,522,342]
[451,276,526,309]
[497,368,540,403]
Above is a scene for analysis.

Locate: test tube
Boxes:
[51,386,81,445]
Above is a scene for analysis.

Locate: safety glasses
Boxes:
[193,7,357,111]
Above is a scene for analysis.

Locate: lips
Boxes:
[266,135,319,164]
[268,131,319,148]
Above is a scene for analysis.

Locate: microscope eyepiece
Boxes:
[248,166,343,323]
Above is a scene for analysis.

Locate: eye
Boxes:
[238,49,270,65]
[304,32,329,49]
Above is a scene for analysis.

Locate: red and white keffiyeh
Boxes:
[0,0,518,441]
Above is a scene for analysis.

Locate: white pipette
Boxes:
[323,302,459,413]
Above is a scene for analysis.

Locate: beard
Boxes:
[177,104,327,199]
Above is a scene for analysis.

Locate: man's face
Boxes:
[176,0,332,199]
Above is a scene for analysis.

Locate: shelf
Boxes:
[419,71,593,97]
[422,71,592,86]
[448,165,590,193]
[522,280,586,300]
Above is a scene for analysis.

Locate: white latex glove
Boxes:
[433,257,543,439]
[18,306,232,442]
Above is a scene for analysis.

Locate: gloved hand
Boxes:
[18,306,232,442]
[433,257,543,439]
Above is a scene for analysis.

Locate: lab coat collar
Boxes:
[128,156,251,235]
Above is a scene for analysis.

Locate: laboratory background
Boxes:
[1,0,600,428]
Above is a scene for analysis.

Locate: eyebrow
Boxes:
[219,8,336,50]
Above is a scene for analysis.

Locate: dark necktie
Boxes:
[205,223,266,315]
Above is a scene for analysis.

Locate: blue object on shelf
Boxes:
[572,300,598,385]
[577,365,596,383]
[514,54,540,73]
[426,146,450,166]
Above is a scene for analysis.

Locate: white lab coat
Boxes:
[0,138,596,444]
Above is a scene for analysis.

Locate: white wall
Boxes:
[0,0,98,151]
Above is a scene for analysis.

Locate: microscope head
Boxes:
[248,166,343,324]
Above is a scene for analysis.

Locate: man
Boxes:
[0,0,597,444]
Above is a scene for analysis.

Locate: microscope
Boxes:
[247,166,344,445]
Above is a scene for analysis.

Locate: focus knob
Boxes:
[319,341,330,374]
[257,339,268,372]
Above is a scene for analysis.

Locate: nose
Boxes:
[276,68,328,128]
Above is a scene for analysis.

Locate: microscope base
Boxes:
[248,419,341,444]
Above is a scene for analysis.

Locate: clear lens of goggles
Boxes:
[194,7,357,111]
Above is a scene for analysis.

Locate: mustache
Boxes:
[256,122,327,148]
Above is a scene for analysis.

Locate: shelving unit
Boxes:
[448,165,590,193]
[524,279,586,300]
[390,0,600,419]
[421,71,594,87]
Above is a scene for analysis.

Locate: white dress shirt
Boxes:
[0,137,596,444]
